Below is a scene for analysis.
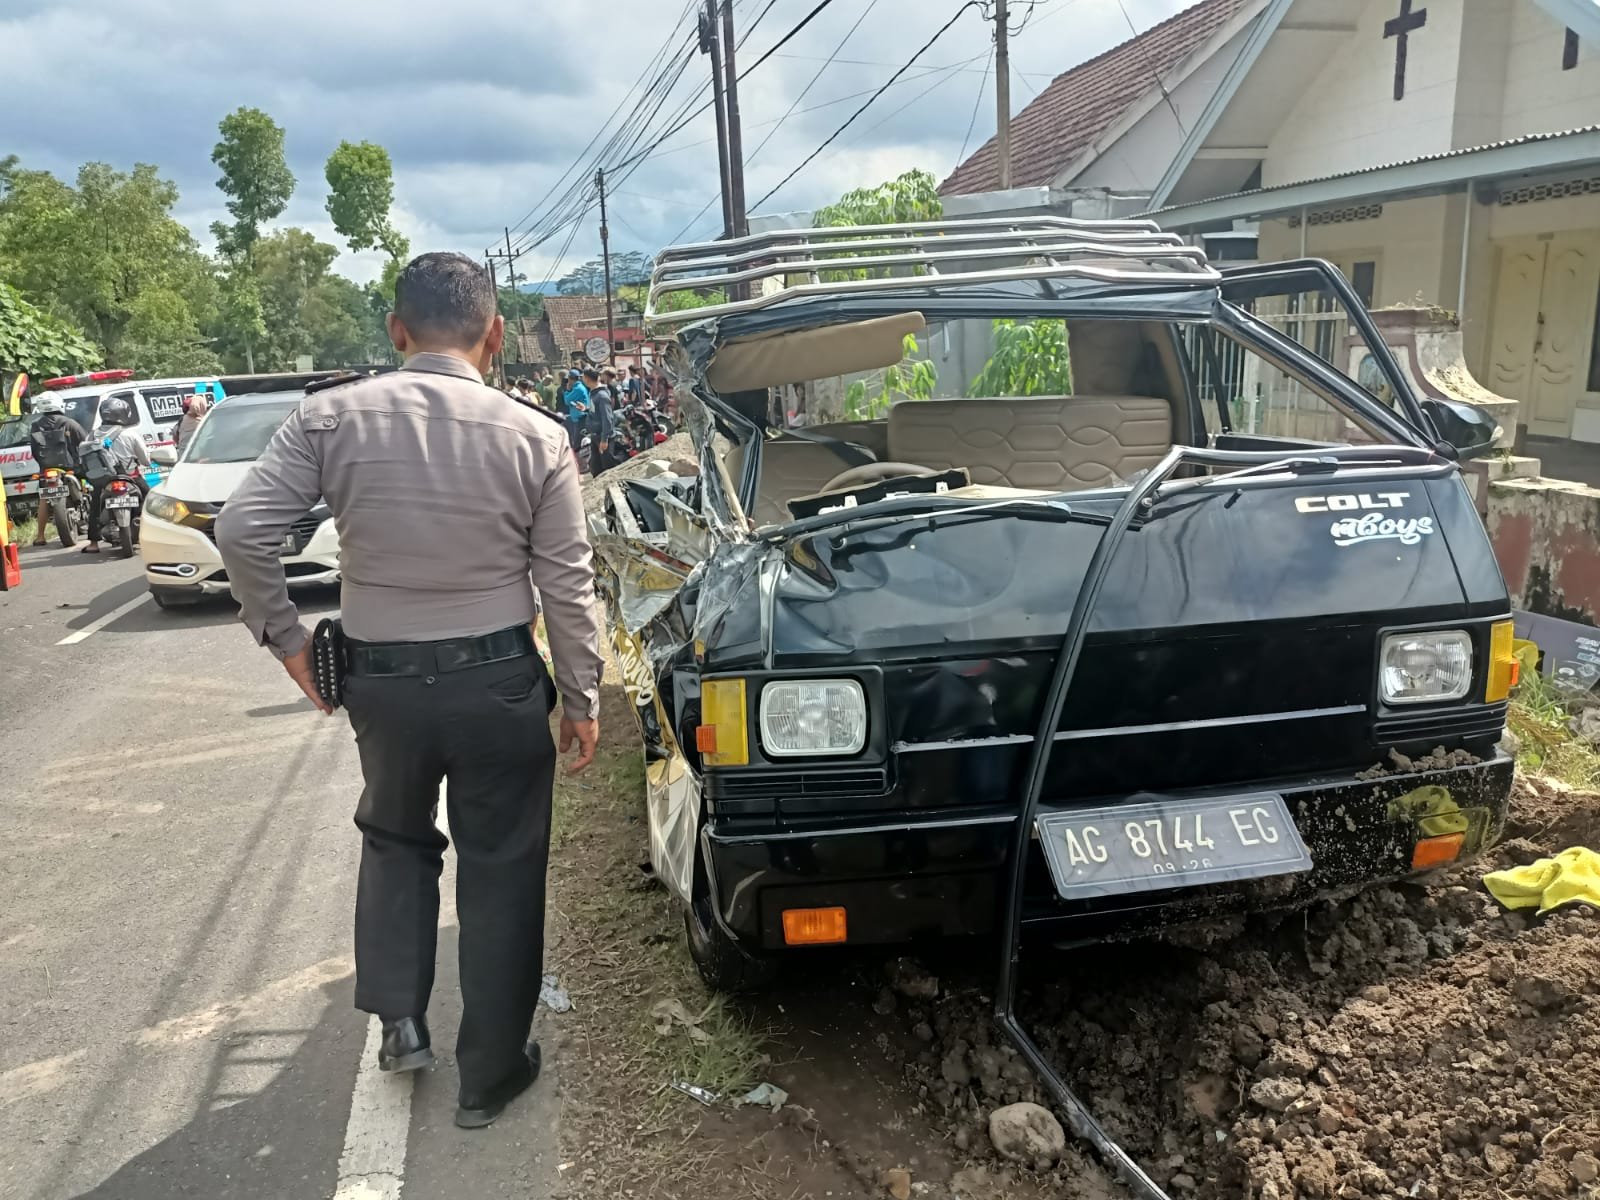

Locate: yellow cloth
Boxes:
[1483,847,1600,915]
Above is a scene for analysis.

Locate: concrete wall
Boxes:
[1489,477,1600,623]
[1262,0,1465,187]
[1501,2,1600,135]
[1255,194,1459,308]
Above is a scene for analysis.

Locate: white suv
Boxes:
[139,391,341,610]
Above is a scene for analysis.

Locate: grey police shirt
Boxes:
[215,352,605,720]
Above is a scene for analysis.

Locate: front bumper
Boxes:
[140,513,341,594]
[704,753,1515,951]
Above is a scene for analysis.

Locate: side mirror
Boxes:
[1422,398,1500,461]
[150,446,178,467]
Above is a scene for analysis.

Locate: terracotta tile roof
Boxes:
[940,0,1251,195]
[542,295,641,354]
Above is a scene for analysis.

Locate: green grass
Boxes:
[8,516,38,545]
[1508,669,1600,790]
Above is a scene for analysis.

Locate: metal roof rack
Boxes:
[645,216,1219,329]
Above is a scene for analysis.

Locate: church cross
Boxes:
[1383,0,1428,101]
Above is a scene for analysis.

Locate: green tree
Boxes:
[0,282,101,377]
[0,160,217,369]
[845,334,938,419]
[814,168,942,226]
[211,107,295,259]
[968,320,1073,397]
[557,260,607,295]
[498,287,544,324]
[324,140,410,266]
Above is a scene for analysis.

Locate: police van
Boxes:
[2,372,203,522]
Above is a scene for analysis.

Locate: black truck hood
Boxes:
[696,471,1506,669]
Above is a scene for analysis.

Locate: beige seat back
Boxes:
[888,395,1172,492]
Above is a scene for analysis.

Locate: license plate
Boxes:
[41,485,65,498]
[107,494,140,509]
[277,533,299,556]
[1037,793,1312,901]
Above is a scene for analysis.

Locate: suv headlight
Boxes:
[144,492,189,524]
[1380,630,1472,704]
[759,679,867,756]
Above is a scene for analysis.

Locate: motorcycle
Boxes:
[37,467,84,547]
[94,471,145,558]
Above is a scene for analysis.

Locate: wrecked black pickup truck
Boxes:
[591,217,1519,1002]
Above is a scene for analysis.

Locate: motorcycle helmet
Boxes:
[33,394,64,415]
[100,396,135,425]
[653,431,669,445]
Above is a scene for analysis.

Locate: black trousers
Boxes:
[344,653,556,1096]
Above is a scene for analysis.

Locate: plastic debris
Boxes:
[670,1080,720,1106]
[735,1082,789,1111]
[651,997,713,1043]
[539,974,572,1013]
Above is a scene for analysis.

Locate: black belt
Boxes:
[347,625,535,678]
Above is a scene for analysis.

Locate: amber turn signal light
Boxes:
[782,906,848,946]
[1412,832,1466,870]
[1485,620,1519,702]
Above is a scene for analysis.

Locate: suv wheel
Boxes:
[683,887,777,995]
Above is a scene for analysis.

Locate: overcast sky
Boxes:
[1,0,1195,286]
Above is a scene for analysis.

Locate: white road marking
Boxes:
[56,591,152,644]
[330,801,450,1200]
[332,1017,414,1200]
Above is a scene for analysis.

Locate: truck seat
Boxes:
[888,395,1172,491]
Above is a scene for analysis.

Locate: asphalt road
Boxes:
[0,543,560,1200]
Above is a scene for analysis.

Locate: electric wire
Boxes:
[749,0,982,213]
[956,43,995,165]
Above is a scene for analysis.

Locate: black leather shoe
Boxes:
[378,1016,433,1073]
[455,1042,541,1129]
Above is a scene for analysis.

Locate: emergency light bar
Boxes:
[41,370,134,389]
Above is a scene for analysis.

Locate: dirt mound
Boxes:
[890,776,1600,1198]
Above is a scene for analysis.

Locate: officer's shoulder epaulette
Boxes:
[305,370,383,396]
[502,390,566,427]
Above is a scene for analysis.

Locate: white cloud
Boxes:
[2,0,1197,285]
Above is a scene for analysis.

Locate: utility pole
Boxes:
[719,0,748,238]
[698,0,735,238]
[596,167,616,366]
[487,232,527,380]
[995,0,1012,190]
[484,255,504,384]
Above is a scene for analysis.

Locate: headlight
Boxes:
[1380,630,1472,704]
[759,679,867,757]
[144,493,189,524]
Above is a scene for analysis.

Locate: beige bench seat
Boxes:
[887,395,1172,492]
[734,395,1174,524]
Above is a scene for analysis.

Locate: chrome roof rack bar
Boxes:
[645,217,1217,329]
[653,214,1167,263]
[653,227,1195,281]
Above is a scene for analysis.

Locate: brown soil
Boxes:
[550,747,1600,1200]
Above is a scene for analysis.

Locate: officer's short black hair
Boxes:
[394,252,496,345]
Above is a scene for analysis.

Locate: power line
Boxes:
[957,44,995,165]
[502,9,698,245]
[844,57,974,147]
[746,0,882,165]
[608,0,844,177]
[750,1,982,213]
[1113,0,1188,136]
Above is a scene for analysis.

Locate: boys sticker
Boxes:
[1293,491,1435,547]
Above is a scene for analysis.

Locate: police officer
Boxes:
[27,394,88,546]
[216,251,605,1130]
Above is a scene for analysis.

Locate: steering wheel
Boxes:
[820,462,941,493]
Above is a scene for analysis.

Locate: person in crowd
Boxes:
[562,369,590,458]
[173,394,210,457]
[584,367,615,476]
[27,394,88,545]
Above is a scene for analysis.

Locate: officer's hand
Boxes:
[284,646,333,715]
[559,716,599,773]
